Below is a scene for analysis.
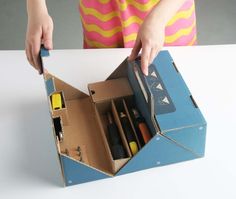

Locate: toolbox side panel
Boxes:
[154,51,206,131]
[165,125,207,157]
[117,134,197,176]
[45,78,55,96]
[61,155,110,186]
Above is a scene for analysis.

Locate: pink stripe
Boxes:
[122,23,140,35]
[164,26,196,46]
[165,11,195,36]
[119,6,149,20]
[80,0,116,14]
[178,0,194,11]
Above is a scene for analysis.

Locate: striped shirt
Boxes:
[79,0,197,48]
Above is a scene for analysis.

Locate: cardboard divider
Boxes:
[94,100,131,174]
[111,100,132,157]
[124,97,153,147]
[88,78,133,103]
[122,98,142,149]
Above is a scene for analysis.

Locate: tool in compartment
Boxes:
[53,117,63,142]
[62,146,83,162]
[132,108,151,144]
[119,112,138,156]
[107,112,126,160]
[51,93,63,110]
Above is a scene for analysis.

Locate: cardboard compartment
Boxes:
[50,91,69,126]
[94,100,131,173]
[113,97,141,156]
[45,74,112,175]
[52,117,64,142]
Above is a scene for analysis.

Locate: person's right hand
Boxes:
[25,12,53,74]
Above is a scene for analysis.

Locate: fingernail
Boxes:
[143,69,148,76]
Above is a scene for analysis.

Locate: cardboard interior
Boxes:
[44,70,152,175]
[94,100,131,173]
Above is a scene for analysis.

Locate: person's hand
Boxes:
[128,11,165,76]
[25,12,53,74]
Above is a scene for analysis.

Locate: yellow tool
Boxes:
[120,112,139,156]
[51,93,63,110]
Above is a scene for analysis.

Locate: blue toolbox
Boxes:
[41,48,207,186]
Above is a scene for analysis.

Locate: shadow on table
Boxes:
[16,100,63,187]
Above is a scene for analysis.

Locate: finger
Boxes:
[43,26,53,50]
[31,36,42,74]
[128,35,141,61]
[149,47,159,65]
[141,44,151,76]
[25,44,34,67]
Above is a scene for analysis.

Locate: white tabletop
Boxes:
[0,45,236,199]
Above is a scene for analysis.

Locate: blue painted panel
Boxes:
[45,78,55,96]
[61,155,110,186]
[165,125,207,157]
[40,46,50,57]
[153,51,206,131]
[117,134,197,176]
[127,62,157,136]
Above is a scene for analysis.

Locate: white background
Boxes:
[0,45,236,198]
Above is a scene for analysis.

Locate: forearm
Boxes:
[150,0,187,27]
[26,0,48,17]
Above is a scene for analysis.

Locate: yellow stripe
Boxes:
[165,22,196,44]
[98,0,111,4]
[118,0,159,12]
[122,16,143,27]
[81,18,122,38]
[124,33,137,43]
[80,1,119,22]
[84,37,117,48]
[167,3,195,26]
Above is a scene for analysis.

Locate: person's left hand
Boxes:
[128,12,165,76]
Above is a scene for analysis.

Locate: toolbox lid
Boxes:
[127,51,206,134]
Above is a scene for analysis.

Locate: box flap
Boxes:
[127,51,206,134]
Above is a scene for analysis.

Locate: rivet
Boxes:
[199,126,203,131]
